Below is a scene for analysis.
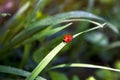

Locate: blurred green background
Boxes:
[0,0,120,80]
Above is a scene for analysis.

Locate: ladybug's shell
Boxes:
[63,34,73,43]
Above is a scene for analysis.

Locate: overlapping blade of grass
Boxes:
[50,63,120,73]
[63,19,101,26]
[11,11,103,44]
[0,23,72,57]
[30,11,104,27]
[26,23,106,80]
[19,18,102,46]
[30,11,118,33]
[0,1,30,37]
[32,19,102,63]
[32,37,64,63]
[19,23,72,46]
[19,44,32,68]
[10,11,117,47]
[9,11,117,47]
[11,18,102,47]
[26,42,66,80]
[73,23,106,38]
[0,65,46,80]
[0,23,72,59]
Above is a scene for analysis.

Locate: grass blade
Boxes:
[73,23,106,38]
[63,19,101,26]
[30,11,104,27]
[19,44,32,68]
[26,42,66,80]
[51,63,120,73]
[20,23,72,45]
[0,65,46,80]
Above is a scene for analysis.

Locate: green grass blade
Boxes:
[0,65,46,80]
[73,23,106,38]
[20,23,72,45]
[30,11,104,28]
[26,23,106,80]
[33,37,63,63]
[9,11,115,47]
[29,11,118,35]
[26,42,66,80]
[19,44,32,68]
[11,19,100,46]
[51,63,120,73]
[63,19,101,26]
[107,23,119,34]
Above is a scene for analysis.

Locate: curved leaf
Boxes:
[30,11,118,33]
[20,23,72,45]
[30,11,104,27]
[0,65,46,80]
[50,63,120,73]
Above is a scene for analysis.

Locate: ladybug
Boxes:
[63,34,73,43]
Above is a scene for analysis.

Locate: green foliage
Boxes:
[0,0,120,80]
[26,23,105,80]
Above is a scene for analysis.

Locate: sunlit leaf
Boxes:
[51,63,120,73]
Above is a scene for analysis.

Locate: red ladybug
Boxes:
[63,34,73,43]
